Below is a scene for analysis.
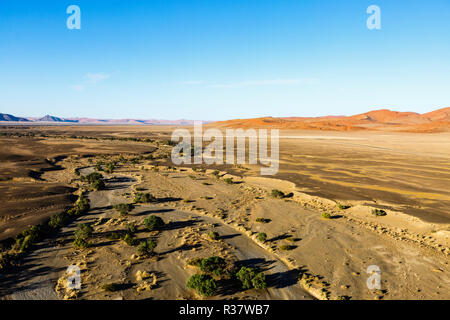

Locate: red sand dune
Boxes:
[210,107,450,132]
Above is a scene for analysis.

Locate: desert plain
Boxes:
[0,124,448,300]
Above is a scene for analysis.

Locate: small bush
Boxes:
[122,233,138,246]
[91,179,105,191]
[372,209,387,216]
[198,256,226,276]
[223,178,233,184]
[74,223,93,240]
[73,237,90,249]
[235,266,255,289]
[257,232,267,243]
[279,244,295,251]
[235,267,267,290]
[337,203,351,210]
[251,272,267,289]
[321,212,332,219]
[255,218,270,223]
[134,192,156,203]
[102,283,121,292]
[108,232,123,240]
[48,212,68,229]
[271,189,285,198]
[84,172,103,183]
[186,274,217,297]
[207,231,220,240]
[113,203,134,215]
[137,239,157,256]
[126,223,137,234]
[211,170,220,178]
[144,215,165,231]
[105,162,115,174]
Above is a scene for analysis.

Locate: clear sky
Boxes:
[0,0,449,120]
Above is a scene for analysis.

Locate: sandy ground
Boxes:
[0,126,449,300]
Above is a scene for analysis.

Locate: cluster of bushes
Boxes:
[185,256,268,297]
[0,193,92,272]
[188,256,227,276]
[134,192,156,203]
[113,203,134,215]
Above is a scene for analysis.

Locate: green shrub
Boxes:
[102,283,121,292]
[74,223,93,240]
[108,232,123,240]
[126,223,137,234]
[137,239,157,256]
[321,212,332,219]
[257,232,267,243]
[48,212,68,229]
[207,231,220,240]
[91,179,105,191]
[105,162,116,174]
[113,203,134,215]
[236,266,255,289]
[144,215,165,231]
[235,266,267,290]
[211,170,220,178]
[271,189,285,198]
[372,209,387,216]
[186,274,217,297]
[255,218,269,223]
[251,272,267,289]
[122,233,138,246]
[279,244,295,251]
[84,172,103,183]
[198,256,226,276]
[95,162,104,171]
[73,237,90,249]
[337,203,351,210]
[223,178,233,184]
[134,192,156,203]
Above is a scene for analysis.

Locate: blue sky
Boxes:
[0,0,449,120]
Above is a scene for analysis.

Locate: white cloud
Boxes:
[71,73,111,91]
[181,80,203,85]
[70,84,85,91]
[209,78,320,88]
[84,73,111,84]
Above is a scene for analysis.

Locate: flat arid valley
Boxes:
[1,118,449,300]
[1,1,450,308]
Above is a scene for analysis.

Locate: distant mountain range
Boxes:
[2,108,450,132]
[0,113,207,125]
[210,107,450,133]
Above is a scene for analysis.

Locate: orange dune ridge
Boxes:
[209,107,450,132]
